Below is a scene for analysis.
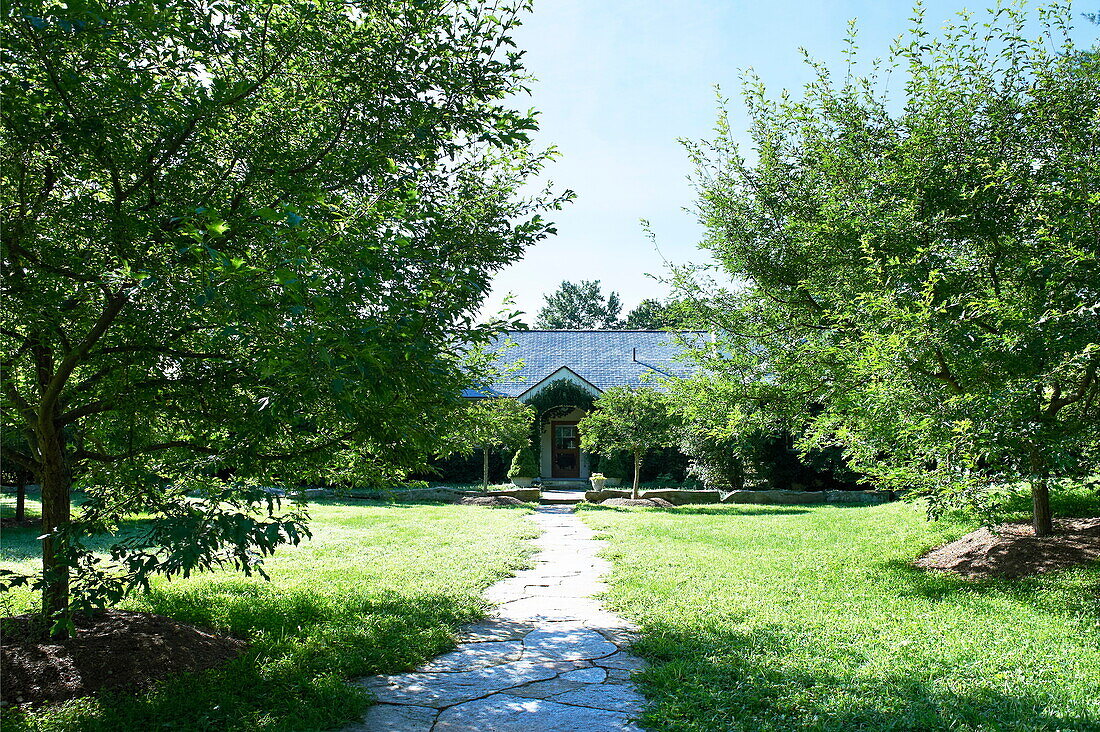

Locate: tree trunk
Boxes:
[632,450,641,500]
[1032,478,1053,537]
[1028,444,1054,537]
[15,479,26,522]
[38,420,72,637]
[482,444,490,491]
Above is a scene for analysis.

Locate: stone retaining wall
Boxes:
[721,489,894,505]
[350,487,541,503]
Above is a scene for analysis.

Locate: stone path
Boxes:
[345,505,647,731]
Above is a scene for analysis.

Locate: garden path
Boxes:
[346,505,647,731]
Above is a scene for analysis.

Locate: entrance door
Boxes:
[551,421,580,478]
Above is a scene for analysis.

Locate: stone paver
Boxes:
[346,505,647,731]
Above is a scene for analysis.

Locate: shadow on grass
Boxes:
[633,622,1097,732]
[0,517,156,562]
[4,580,482,732]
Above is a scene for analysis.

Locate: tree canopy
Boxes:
[441,398,535,489]
[622,298,685,330]
[534,280,623,329]
[677,3,1099,534]
[578,386,679,499]
[1,0,565,630]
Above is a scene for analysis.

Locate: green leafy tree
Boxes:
[679,4,1099,535]
[535,280,623,329]
[578,386,679,499]
[442,398,535,489]
[1,0,565,633]
[623,299,666,330]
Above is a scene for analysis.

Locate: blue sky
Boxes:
[481,0,1098,323]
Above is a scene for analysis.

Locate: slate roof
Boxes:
[473,330,707,398]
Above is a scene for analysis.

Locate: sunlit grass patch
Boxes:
[578,491,1100,731]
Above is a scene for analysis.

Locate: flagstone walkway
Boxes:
[345,505,647,731]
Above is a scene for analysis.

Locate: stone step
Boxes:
[539,490,586,505]
[539,480,589,489]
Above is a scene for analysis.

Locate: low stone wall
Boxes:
[352,487,475,502]
[585,489,632,503]
[721,489,895,505]
[585,489,722,505]
[350,486,542,503]
[824,490,894,504]
[637,489,722,505]
[721,490,827,505]
[487,488,541,502]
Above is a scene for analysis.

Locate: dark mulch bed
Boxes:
[1,610,246,706]
[460,496,524,506]
[916,517,1100,579]
[600,497,675,508]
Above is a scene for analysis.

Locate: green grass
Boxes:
[577,489,1100,731]
[0,495,537,732]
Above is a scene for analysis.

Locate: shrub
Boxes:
[507,446,539,480]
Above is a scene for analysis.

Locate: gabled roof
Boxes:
[484,330,706,399]
[515,365,602,399]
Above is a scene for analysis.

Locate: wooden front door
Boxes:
[551,421,580,478]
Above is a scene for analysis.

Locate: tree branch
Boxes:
[74,441,218,463]
[39,293,128,415]
[58,400,113,426]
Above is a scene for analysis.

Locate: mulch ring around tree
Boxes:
[460,495,525,507]
[600,497,675,508]
[916,517,1100,579]
[1,609,246,707]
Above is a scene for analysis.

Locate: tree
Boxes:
[535,280,622,329]
[623,299,665,330]
[442,398,534,489]
[680,4,1099,535]
[578,386,679,499]
[622,297,691,330]
[1,0,565,633]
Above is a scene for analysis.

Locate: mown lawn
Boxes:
[578,492,1100,732]
[0,494,536,732]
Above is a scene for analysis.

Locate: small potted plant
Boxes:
[589,472,608,490]
[508,447,538,488]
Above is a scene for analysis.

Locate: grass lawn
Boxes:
[578,491,1100,731]
[0,494,537,732]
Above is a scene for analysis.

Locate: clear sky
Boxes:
[480,0,1098,323]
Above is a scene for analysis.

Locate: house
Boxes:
[464,330,705,484]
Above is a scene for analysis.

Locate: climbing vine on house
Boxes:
[521,379,598,459]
